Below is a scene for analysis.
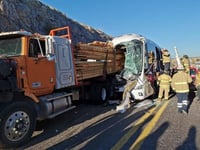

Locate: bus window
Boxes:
[155,47,163,72]
[146,42,162,73]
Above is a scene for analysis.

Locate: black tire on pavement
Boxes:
[90,84,108,104]
[0,101,36,148]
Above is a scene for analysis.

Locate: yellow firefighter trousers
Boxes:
[158,87,169,100]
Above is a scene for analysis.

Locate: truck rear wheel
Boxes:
[0,101,36,148]
[89,84,108,104]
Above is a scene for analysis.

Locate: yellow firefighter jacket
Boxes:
[181,57,190,72]
[171,70,192,93]
[157,73,171,89]
[162,50,170,63]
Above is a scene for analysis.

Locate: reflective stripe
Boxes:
[177,103,183,108]
[182,100,188,105]
[160,85,170,88]
[161,81,170,83]
[174,82,187,85]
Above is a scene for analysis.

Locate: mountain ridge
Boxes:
[0,0,112,44]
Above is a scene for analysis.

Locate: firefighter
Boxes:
[195,71,200,100]
[181,55,190,74]
[161,49,170,72]
[171,66,192,114]
[157,70,172,102]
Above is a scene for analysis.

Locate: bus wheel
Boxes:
[0,101,36,148]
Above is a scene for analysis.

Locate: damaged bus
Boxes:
[112,34,164,112]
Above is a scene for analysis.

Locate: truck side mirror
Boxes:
[47,53,55,61]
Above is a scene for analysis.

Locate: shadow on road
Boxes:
[176,126,197,150]
[20,103,116,149]
[140,122,169,150]
[44,103,158,150]
[18,100,154,150]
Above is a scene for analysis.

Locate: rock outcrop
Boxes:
[0,0,112,44]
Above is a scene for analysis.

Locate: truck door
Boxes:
[25,39,56,96]
[50,37,76,89]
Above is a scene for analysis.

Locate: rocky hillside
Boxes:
[0,0,112,44]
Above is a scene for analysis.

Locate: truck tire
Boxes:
[0,101,36,148]
[90,84,108,104]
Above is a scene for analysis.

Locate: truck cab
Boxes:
[0,27,76,147]
[0,29,76,96]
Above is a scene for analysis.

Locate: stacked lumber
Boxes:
[74,41,124,80]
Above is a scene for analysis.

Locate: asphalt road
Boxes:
[17,93,200,150]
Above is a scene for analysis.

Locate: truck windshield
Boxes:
[0,37,22,56]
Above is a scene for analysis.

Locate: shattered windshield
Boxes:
[0,37,22,57]
[123,40,143,75]
[118,40,143,80]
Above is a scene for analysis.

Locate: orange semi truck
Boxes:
[0,27,124,147]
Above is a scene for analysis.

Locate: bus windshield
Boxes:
[0,37,22,57]
[118,40,143,80]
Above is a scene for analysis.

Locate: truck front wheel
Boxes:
[0,101,36,148]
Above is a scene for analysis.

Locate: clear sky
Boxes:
[40,0,200,58]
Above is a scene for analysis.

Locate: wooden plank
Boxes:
[74,42,125,81]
